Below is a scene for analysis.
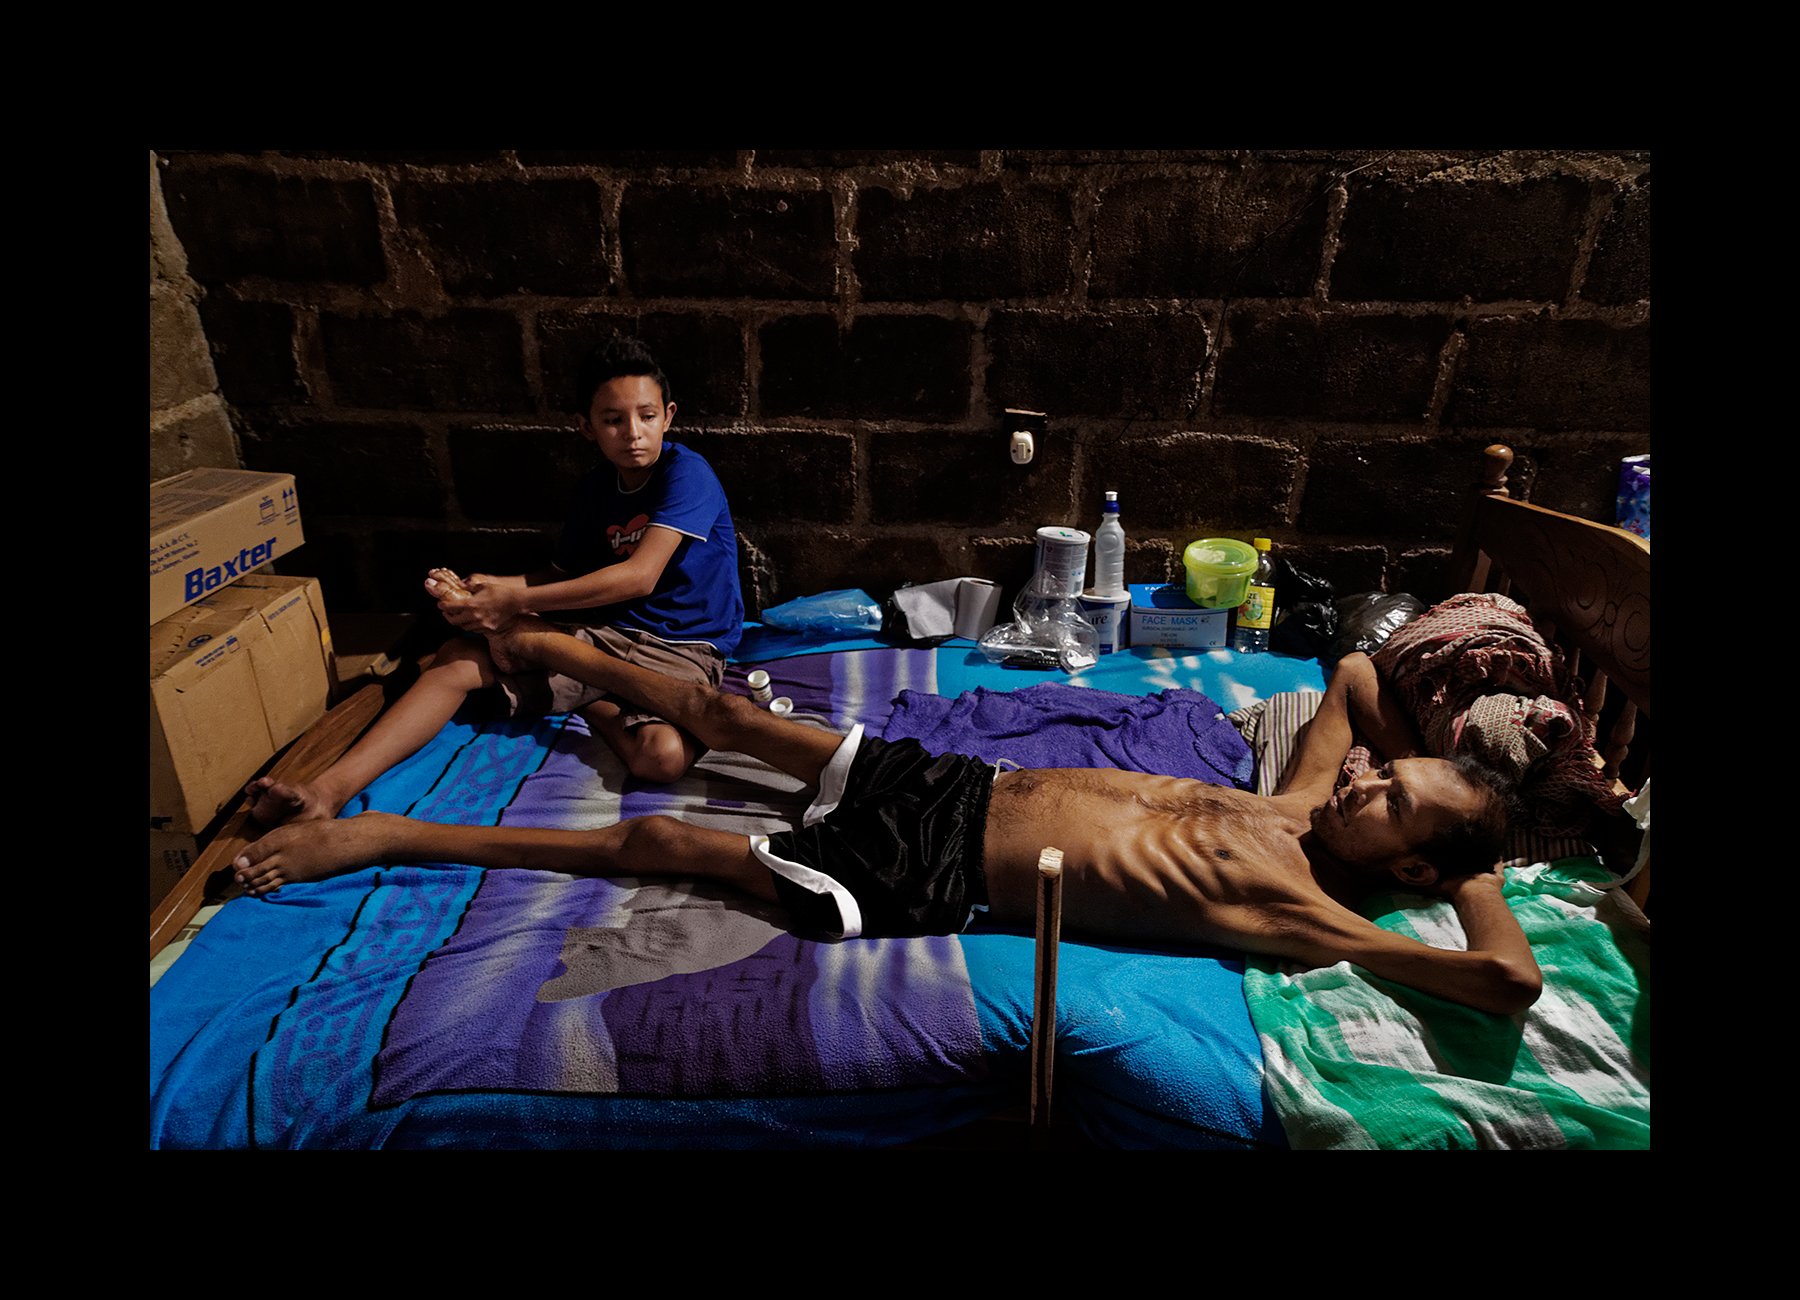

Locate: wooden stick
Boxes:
[149,681,387,961]
[1029,847,1065,1134]
[1626,849,1651,911]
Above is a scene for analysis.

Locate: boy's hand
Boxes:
[436,574,526,633]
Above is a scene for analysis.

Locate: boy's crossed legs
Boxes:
[233,617,845,899]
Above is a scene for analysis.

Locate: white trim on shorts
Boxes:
[747,724,866,939]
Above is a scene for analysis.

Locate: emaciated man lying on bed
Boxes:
[233,618,1543,1016]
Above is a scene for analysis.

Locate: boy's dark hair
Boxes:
[573,334,672,413]
[1420,754,1518,880]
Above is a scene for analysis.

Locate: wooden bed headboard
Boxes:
[1447,444,1652,905]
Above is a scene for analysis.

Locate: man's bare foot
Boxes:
[425,567,472,600]
[242,776,345,828]
[426,568,528,672]
[233,812,407,897]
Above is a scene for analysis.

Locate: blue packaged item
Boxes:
[761,589,884,635]
[1615,455,1650,542]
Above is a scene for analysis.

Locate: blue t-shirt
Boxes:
[552,442,744,657]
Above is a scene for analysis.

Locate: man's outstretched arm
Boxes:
[1288,867,1542,1015]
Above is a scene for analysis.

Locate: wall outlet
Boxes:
[1004,408,1047,467]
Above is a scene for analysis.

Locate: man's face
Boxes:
[582,374,674,481]
[1309,757,1484,875]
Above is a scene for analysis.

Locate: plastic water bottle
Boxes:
[1232,537,1276,653]
[1093,492,1126,597]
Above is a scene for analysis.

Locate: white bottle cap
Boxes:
[769,696,794,716]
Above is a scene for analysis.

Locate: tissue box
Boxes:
[1128,583,1231,649]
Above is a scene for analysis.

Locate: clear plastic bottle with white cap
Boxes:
[1093,491,1126,598]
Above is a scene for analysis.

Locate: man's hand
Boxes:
[1425,861,1506,902]
[1337,859,1540,1014]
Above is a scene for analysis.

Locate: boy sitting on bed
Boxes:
[242,334,744,828]
[234,624,1542,1016]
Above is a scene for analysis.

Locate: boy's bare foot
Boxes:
[233,811,406,897]
[242,776,344,827]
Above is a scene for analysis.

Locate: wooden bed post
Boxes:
[1448,444,1513,595]
[1029,847,1065,1141]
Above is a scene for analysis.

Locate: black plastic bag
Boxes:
[1274,557,1335,612]
[1270,601,1338,659]
[1267,558,1340,659]
[1325,591,1424,664]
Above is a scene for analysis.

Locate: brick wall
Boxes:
[149,148,1650,616]
[149,151,240,479]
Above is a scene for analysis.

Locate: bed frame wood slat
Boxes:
[1583,671,1610,747]
[1602,700,1638,782]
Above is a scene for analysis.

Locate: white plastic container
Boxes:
[1078,591,1131,654]
[1033,526,1091,598]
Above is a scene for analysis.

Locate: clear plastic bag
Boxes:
[976,575,1098,672]
[760,588,884,635]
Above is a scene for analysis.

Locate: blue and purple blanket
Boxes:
[149,640,1324,1149]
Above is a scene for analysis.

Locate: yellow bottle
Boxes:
[1231,538,1276,653]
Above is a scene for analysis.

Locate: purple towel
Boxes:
[881,683,1253,789]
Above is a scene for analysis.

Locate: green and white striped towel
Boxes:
[1244,857,1650,1149]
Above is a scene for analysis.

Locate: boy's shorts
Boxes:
[493,624,725,729]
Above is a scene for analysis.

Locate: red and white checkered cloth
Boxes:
[1372,593,1631,836]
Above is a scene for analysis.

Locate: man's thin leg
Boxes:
[235,810,778,901]
[499,619,842,786]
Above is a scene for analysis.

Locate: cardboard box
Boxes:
[1128,583,1232,649]
[150,468,305,625]
[150,829,200,910]
[150,573,334,834]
